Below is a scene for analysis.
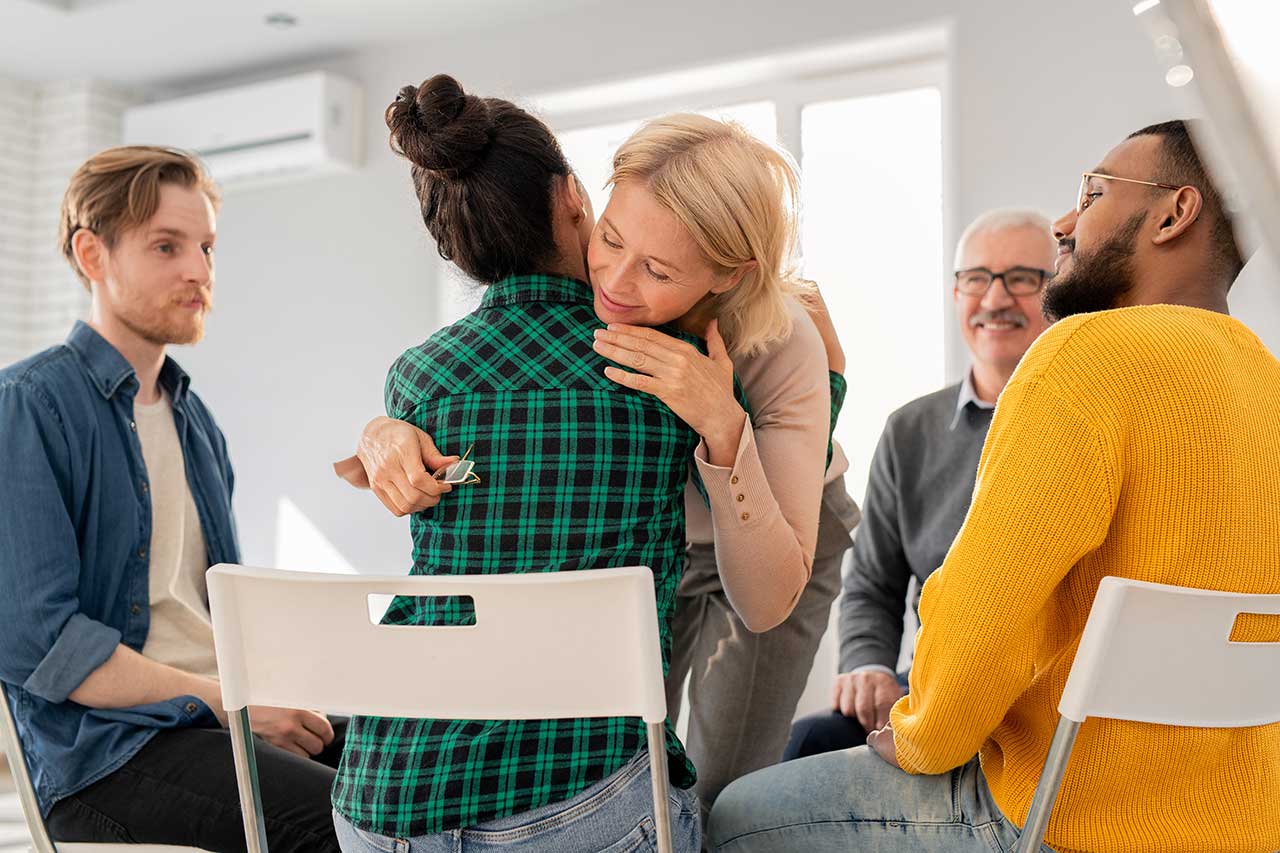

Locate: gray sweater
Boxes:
[837,382,993,674]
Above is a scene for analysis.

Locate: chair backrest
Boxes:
[0,681,55,853]
[1060,576,1280,726]
[205,564,669,722]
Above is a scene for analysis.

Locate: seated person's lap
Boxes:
[46,720,346,853]
[708,747,1030,853]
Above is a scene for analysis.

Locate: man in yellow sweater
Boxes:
[708,120,1280,853]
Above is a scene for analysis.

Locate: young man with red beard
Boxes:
[0,147,343,851]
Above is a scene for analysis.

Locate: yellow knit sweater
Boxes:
[891,304,1280,853]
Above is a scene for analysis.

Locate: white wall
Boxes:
[0,78,129,365]
[0,76,37,366]
[163,0,1276,574]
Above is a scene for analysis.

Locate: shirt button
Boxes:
[185,702,198,714]
[730,475,739,485]
[138,546,147,558]
[141,482,149,493]
[130,603,141,615]
[129,421,137,431]
[736,494,745,502]
[740,512,750,521]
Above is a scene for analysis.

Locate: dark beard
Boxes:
[1043,212,1145,321]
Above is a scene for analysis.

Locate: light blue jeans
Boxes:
[334,749,701,853]
[707,746,1053,852]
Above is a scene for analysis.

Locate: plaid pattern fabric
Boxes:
[827,371,848,470]
[332,275,703,837]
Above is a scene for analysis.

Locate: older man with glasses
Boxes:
[783,208,1055,762]
[709,119,1280,853]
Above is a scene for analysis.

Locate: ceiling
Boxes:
[0,0,599,88]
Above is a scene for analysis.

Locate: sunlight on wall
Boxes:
[275,497,392,621]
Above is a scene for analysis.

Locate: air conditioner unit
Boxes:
[123,71,363,189]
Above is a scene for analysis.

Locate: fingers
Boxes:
[332,455,370,488]
[276,740,310,759]
[874,682,907,731]
[603,366,658,396]
[836,677,859,718]
[593,328,689,373]
[603,323,681,347]
[866,726,899,767]
[370,483,409,517]
[290,726,325,757]
[705,319,729,362]
[416,432,458,473]
[299,710,336,746]
[853,677,878,731]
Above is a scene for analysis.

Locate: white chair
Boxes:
[0,682,208,853]
[1017,576,1280,852]
[206,563,677,853]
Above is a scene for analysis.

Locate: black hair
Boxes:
[1127,119,1245,282]
[385,74,571,284]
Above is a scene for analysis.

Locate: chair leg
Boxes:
[228,707,269,853]
[645,722,674,853]
[1017,715,1081,852]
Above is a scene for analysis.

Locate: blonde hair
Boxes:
[59,146,220,290]
[609,113,808,358]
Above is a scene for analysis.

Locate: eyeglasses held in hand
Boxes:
[435,444,481,485]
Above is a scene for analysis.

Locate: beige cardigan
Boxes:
[684,298,847,631]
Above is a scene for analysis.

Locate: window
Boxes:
[799,87,944,499]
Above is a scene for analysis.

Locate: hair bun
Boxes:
[386,74,493,176]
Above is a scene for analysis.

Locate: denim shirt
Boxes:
[0,321,240,813]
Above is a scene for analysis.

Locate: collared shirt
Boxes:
[0,321,238,814]
[840,378,995,677]
[332,274,704,838]
[948,368,996,431]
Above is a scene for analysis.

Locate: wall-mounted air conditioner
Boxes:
[123,71,363,189]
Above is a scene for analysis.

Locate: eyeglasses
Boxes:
[1077,171,1183,214]
[435,444,482,485]
[954,266,1051,296]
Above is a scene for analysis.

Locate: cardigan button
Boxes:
[736,494,745,502]
[740,512,750,522]
[730,476,739,485]
[185,702,198,714]
[130,603,141,616]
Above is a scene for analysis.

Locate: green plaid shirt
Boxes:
[332,275,704,837]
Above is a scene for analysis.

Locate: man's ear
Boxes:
[1152,185,1203,246]
[713,259,759,295]
[71,228,107,287]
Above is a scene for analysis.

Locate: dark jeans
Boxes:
[783,673,910,761]
[46,718,347,853]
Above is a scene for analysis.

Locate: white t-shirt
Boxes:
[134,390,219,679]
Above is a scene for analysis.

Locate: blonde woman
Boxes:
[341,112,859,820]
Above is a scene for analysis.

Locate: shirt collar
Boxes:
[949,368,996,431]
[479,274,594,310]
[65,320,192,405]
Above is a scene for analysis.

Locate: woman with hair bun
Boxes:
[335,79,858,847]
[330,74,705,853]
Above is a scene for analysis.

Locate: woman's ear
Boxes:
[713,259,759,294]
[1152,185,1203,246]
[562,173,588,224]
